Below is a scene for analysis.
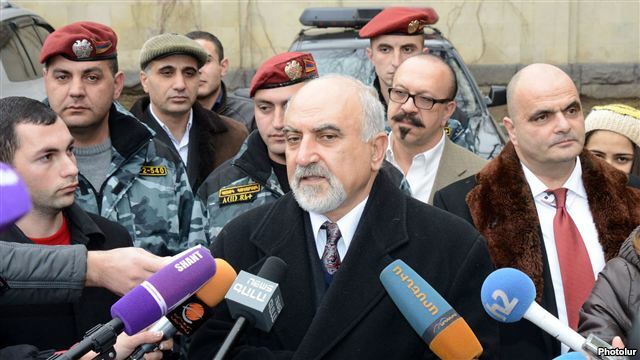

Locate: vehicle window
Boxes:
[306,48,375,85]
[0,17,50,82]
[434,50,479,118]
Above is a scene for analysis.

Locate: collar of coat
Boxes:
[467,142,640,301]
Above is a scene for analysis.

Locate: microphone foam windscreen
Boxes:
[380,259,483,359]
[481,267,536,323]
[257,256,288,282]
[0,163,31,232]
[111,246,216,334]
[198,259,237,307]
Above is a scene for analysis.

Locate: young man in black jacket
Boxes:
[186,30,255,131]
[0,97,137,353]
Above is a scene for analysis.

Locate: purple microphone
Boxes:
[60,245,216,359]
[112,245,217,335]
[0,162,31,232]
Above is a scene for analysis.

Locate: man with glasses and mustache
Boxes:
[386,55,486,204]
[189,75,498,359]
[434,63,640,359]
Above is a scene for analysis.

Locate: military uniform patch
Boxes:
[218,183,261,206]
[139,165,168,176]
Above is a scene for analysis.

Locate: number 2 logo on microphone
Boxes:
[484,290,519,322]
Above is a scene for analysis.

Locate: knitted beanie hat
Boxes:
[585,104,640,147]
[140,33,208,70]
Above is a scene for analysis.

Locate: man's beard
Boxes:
[391,111,423,140]
[291,163,347,214]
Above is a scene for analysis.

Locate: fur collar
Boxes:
[467,142,640,301]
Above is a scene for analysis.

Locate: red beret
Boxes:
[359,7,439,38]
[249,52,318,97]
[40,21,117,64]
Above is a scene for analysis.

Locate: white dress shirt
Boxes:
[522,158,605,354]
[386,131,446,204]
[149,104,193,166]
[309,197,368,262]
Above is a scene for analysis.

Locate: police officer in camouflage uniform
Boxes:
[198,52,319,241]
[40,22,207,256]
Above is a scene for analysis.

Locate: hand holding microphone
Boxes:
[56,245,217,360]
[481,268,629,360]
[128,258,237,360]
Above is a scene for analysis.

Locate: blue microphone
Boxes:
[553,352,589,360]
[481,268,625,360]
[380,259,483,359]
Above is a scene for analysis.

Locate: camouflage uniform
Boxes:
[74,103,208,256]
[198,131,409,243]
[198,131,284,242]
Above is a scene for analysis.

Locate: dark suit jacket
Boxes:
[433,143,640,359]
[130,96,247,191]
[190,172,498,359]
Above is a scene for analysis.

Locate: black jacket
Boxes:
[190,172,498,359]
[0,204,132,351]
[130,96,248,192]
[213,81,255,131]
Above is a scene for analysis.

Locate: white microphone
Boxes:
[481,268,628,360]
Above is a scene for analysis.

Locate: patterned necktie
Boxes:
[321,221,342,275]
[547,188,595,330]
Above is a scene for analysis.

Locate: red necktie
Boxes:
[548,188,595,330]
[321,221,342,275]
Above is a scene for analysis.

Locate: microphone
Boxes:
[214,256,288,360]
[128,258,237,360]
[379,259,483,360]
[553,352,589,360]
[0,162,31,232]
[481,268,626,360]
[59,246,216,360]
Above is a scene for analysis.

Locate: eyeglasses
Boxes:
[388,88,452,110]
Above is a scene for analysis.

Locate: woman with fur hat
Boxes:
[584,104,640,176]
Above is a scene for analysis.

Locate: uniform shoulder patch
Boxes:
[218,183,261,206]
[139,165,168,176]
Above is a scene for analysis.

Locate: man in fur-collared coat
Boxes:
[434,63,640,359]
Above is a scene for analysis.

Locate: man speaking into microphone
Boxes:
[189,75,498,359]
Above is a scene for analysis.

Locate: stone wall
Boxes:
[13,1,639,93]
[470,63,640,99]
